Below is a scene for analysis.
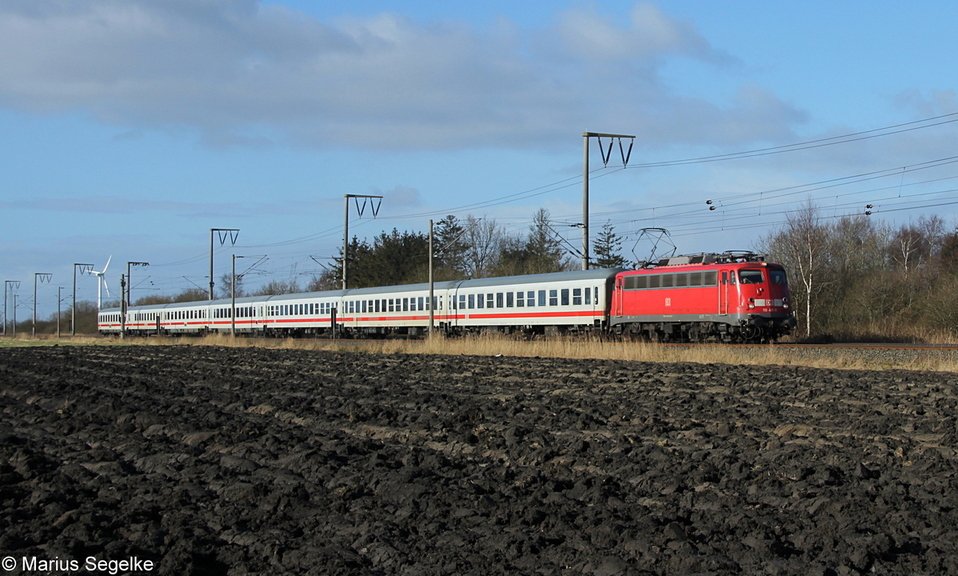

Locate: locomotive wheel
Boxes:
[741,325,763,342]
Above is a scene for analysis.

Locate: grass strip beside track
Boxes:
[3,333,958,373]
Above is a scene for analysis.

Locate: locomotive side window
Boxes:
[739,270,763,284]
[689,272,702,286]
[675,273,688,287]
[704,271,717,286]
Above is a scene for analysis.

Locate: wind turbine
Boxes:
[90,256,112,310]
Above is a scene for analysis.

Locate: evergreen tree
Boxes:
[434,215,468,280]
[593,220,628,268]
[377,228,429,285]
[525,208,573,274]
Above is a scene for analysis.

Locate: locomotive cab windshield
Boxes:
[738,269,764,284]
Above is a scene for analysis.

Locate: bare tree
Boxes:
[463,215,505,278]
[763,200,832,337]
[218,272,245,300]
[888,215,945,274]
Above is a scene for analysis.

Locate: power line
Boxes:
[627,112,958,169]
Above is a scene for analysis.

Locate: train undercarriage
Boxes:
[613,316,796,344]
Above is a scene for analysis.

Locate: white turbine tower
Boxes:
[90,256,112,310]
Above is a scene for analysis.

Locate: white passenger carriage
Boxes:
[99,268,625,338]
[446,269,621,334]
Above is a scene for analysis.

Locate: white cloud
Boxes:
[0,0,803,150]
[552,2,720,63]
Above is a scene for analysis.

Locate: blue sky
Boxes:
[2,0,958,319]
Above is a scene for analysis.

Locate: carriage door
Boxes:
[614,277,624,317]
[719,271,729,315]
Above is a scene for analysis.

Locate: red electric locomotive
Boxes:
[610,252,796,342]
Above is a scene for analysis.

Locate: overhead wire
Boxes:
[133,111,958,296]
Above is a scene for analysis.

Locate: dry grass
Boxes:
[5,332,958,373]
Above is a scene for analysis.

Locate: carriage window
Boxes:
[496,293,504,308]
[560,289,569,306]
[739,270,763,284]
[585,287,592,304]
[506,292,514,307]
[468,294,475,309]
[517,291,525,307]
[476,294,483,309]
[487,294,494,308]
[573,288,582,305]
[538,290,546,306]
[549,290,558,306]
[527,291,535,307]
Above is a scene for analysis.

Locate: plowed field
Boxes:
[2,345,957,575]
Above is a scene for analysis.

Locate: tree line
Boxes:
[760,201,958,341]
[315,209,628,290]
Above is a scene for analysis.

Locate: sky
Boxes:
[3,0,958,320]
